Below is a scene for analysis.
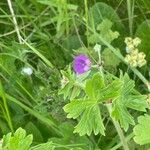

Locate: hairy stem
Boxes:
[106,104,129,150]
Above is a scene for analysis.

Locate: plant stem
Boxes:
[106,104,129,150]
[132,68,150,92]
[127,0,134,36]
[7,0,23,43]
[111,133,134,150]
[22,39,54,69]
[84,0,89,46]
[0,82,14,133]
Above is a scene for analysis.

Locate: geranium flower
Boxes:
[73,54,91,74]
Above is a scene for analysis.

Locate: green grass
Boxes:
[0,0,150,149]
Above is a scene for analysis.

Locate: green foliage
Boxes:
[88,19,119,45]
[49,122,93,149]
[1,128,55,150]
[89,2,125,31]
[25,122,43,143]
[59,67,90,100]
[0,0,150,149]
[37,0,78,39]
[102,48,121,73]
[30,142,55,150]
[2,128,33,150]
[97,19,120,44]
[136,20,150,63]
[64,73,122,136]
[112,74,148,131]
[133,115,150,146]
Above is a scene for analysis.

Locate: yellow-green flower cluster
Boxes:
[124,37,146,68]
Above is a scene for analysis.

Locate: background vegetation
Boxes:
[0,0,150,149]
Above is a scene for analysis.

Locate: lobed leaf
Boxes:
[74,105,105,136]
[98,79,122,102]
[63,99,92,119]
[85,73,105,100]
[134,115,150,145]
[64,73,121,136]
[112,74,148,131]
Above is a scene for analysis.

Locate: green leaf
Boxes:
[85,73,105,100]
[2,133,12,149]
[102,48,121,69]
[62,35,83,50]
[64,73,122,136]
[74,105,105,136]
[25,122,44,143]
[120,73,135,96]
[88,2,125,49]
[136,20,150,63]
[125,95,148,112]
[99,79,122,102]
[96,19,120,44]
[30,142,55,150]
[64,99,105,136]
[1,128,55,150]
[112,102,134,131]
[134,114,150,145]
[64,99,93,119]
[89,2,125,32]
[2,127,33,150]
[59,67,89,100]
[112,74,148,131]
[88,19,119,45]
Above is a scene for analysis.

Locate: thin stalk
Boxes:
[132,68,150,92]
[21,39,54,69]
[84,0,89,46]
[106,104,129,150]
[65,0,69,36]
[111,133,134,150]
[0,82,14,133]
[127,0,134,36]
[7,0,23,43]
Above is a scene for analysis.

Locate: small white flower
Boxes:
[21,67,33,75]
[125,46,131,53]
[94,44,101,52]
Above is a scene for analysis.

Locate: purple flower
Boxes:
[73,55,91,74]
